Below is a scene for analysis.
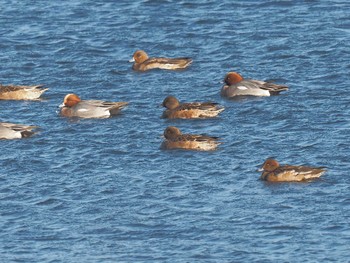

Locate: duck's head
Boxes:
[261,159,280,172]
[62,93,81,107]
[224,72,244,85]
[162,96,180,110]
[130,50,149,63]
[164,126,182,139]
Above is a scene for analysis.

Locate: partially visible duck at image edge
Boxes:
[0,122,38,139]
[0,84,48,100]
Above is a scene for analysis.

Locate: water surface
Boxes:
[1,1,350,262]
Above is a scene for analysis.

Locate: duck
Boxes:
[0,122,38,139]
[0,84,48,100]
[259,159,326,182]
[129,50,192,71]
[59,93,128,119]
[162,96,224,119]
[221,72,288,97]
[161,126,220,151]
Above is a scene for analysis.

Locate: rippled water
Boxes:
[1,1,350,262]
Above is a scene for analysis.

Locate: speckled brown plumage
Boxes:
[259,159,326,182]
[130,50,192,71]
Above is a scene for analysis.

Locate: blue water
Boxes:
[1,0,350,262]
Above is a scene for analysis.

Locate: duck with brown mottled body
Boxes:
[162,96,224,119]
[59,93,128,119]
[0,122,38,139]
[161,126,220,151]
[221,72,288,97]
[259,159,326,182]
[0,84,48,100]
[129,50,192,71]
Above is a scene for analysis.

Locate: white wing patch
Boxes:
[163,64,176,69]
[237,86,248,90]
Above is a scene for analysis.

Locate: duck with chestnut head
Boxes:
[59,93,128,119]
[221,72,288,98]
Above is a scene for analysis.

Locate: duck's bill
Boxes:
[128,58,135,63]
[58,103,65,108]
[257,168,264,172]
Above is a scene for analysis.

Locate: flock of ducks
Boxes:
[0,50,326,182]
